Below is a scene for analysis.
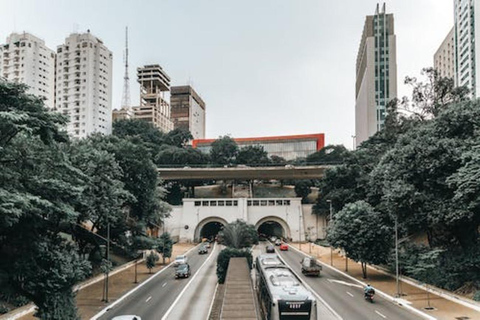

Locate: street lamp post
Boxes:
[395,216,400,297]
[102,221,110,303]
[327,200,333,266]
[298,209,302,251]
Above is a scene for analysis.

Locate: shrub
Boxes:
[146,251,159,273]
[0,304,10,314]
[473,290,480,302]
[216,248,252,284]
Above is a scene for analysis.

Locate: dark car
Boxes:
[198,245,208,255]
[175,263,191,279]
[266,245,275,253]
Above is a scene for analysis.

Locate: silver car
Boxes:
[173,255,188,266]
[112,316,141,320]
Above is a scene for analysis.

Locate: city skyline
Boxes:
[0,0,453,148]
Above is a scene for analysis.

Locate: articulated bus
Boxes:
[255,254,317,320]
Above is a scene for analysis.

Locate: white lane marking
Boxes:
[288,245,437,320]
[90,243,201,320]
[161,242,217,320]
[162,282,167,288]
[146,296,152,303]
[375,310,387,318]
[275,250,343,320]
[206,283,219,320]
[328,279,363,288]
[346,291,354,297]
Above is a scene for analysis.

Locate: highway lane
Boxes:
[97,243,213,320]
[270,243,423,320]
[163,243,219,320]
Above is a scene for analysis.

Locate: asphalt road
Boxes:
[269,242,423,320]
[97,243,217,320]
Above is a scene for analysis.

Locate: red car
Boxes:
[280,243,288,251]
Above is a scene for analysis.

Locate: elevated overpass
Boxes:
[157,165,333,181]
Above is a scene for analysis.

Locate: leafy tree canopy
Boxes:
[209,136,238,165]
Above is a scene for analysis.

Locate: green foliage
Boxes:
[156,232,173,261]
[306,144,349,164]
[164,128,193,148]
[0,304,10,314]
[473,291,480,302]
[294,180,313,203]
[236,145,270,165]
[146,251,159,273]
[155,145,209,166]
[218,219,259,249]
[209,136,239,165]
[216,248,253,284]
[327,201,392,278]
[112,119,165,155]
[270,155,287,165]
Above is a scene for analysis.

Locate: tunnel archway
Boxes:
[255,216,290,240]
[194,217,228,242]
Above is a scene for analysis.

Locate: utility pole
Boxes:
[327,200,333,266]
[395,216,400,297]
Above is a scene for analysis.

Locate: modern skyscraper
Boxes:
[454,0,480,97]
[434,27,455,80]
[133,64,173,133]
[0,32,56,109]
[55,31,113,139]
[170,85,206,139]
[355,3,397,147]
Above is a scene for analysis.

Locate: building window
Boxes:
[194,201,201,206]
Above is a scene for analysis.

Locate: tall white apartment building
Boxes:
[454,0,480,97]
[434,27,455,80]
[56,31,112,139]
[355,3,397,147]
[0,32,56,109]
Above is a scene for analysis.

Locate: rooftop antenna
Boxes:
[121,26,131,110]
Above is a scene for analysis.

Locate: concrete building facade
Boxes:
[56,32,113,139]
[0,32,56,109]
[170,85,206,139]
[454,0,480,97]
[434,27,455,80]
[355,3,397,147]
[165,198,327,243]
[133,64,173,133]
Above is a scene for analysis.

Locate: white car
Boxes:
[173,255,188,266]
[112,316,141,320]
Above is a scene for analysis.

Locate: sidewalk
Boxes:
[292,243,480,320]
[6,243,195,320]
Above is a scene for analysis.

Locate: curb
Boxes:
[289,244,437,320]
[91,243,200,320]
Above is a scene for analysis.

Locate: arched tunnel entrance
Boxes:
[200,221,224,240]
[195,217,228,242]
[257,221,285,239]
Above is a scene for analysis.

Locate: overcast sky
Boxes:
[0,0,453,148]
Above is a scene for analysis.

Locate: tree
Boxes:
[235,145,270,165]
[403,67,469,120]
[405,249,443,308]
[270,155,287,165]
[218,220,259,249]
[164,128,193,148]
[156,232,173,264]
[306,145,349,164]
[327,201,392,278]
[209,136,238,165]
[294,180,313,203]
[112,119,165,155]
[155,145,209,166]
[0,80,68,147]
[146,251,159,273]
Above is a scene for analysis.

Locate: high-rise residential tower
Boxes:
[133,64,173,132]
[454,0,480,97]
[355,3,397,147]
[0,32,56,109]
[55,31,113,139]
[434,27,455,80]
[170,85,206,139]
